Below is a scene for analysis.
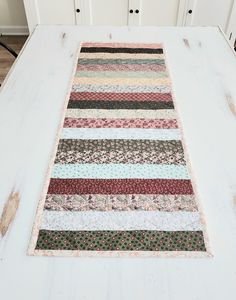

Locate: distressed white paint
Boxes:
[0,26,236,300]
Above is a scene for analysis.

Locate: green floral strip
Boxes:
[57,139,184,153]
[36,230,206,251]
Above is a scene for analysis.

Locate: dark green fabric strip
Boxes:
[57,139,184,153]
[36,230,206,251]
[77,58,165,65]
[67,100,174,110]
[80,47,164,54]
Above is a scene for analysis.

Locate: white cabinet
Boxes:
[185,0,233,32]
[76,0,185,26]
[23,0,76,30]
[135,0,185,26]
[24,0,187,32]
[227,0,236,49]
[37,0,76,25]
[75,0,129,25]
[24,0,236,44]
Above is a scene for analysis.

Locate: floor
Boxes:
[0,35,28,85]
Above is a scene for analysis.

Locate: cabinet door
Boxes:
[128,0,186,26]
[36,0,76,25]
[227,0,236,49]
[185,0,233,32]
[77,0,129,25]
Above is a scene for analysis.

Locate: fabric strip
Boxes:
[55,139,185,165]
[75,71,168,78]
[82,42,164,48]
[77,63,166,72]
[55,149,185,165]
[47,179,194,195]
[40,210,202,231]
[73,76,170,89]
[74,77,170,86]
[70,92,172,102]
[77,58,165,65]
[78,53,165,60]
[35,230,206,251]
[60,128,181,140]
[65,109,177,119]
[44,194,198,212]
[57,139,184,153]
[72,84,171,94]
[67,100,174,110]
[63,118,178,129]
[80,47,164,54]
[51,164,190,179]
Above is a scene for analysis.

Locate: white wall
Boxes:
[0,0,28,34]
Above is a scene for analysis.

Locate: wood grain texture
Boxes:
[0,35,28,84]
[0,191,20,237]
[0,25,236,300]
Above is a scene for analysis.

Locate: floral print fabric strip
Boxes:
[30,42,208,255]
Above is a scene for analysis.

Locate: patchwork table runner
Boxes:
[29,42,210,257]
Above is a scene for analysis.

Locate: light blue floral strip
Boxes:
[51,164,190,179]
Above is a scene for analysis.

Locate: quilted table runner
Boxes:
[29,42,210,257]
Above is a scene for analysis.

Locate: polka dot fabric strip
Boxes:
[31,42,208,255]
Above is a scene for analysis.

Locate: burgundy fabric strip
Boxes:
[48,179,194,195]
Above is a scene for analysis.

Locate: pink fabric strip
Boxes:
[63,118,178,129]
[77,64,166,72]
[82,42,163,48]
[70,92,172,102]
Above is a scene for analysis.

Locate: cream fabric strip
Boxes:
[65,109,177,119]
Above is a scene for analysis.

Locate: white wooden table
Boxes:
[1,25,236,300]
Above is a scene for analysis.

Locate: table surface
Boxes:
[0,25,236,300]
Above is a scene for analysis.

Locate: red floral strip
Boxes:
[63,118,178,129]
[70,92,172,102]
[48,179,194,195]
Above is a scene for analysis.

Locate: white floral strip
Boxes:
[45,194,198,212]
[71,84,171,93]
[60,128,181,140]
[78,53,165,59]
[65,109,177,120]
[40,210,202,231]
